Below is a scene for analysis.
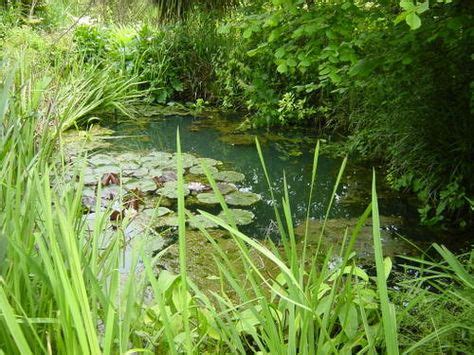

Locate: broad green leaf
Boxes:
[339,303,358,338]
[157,270,179,293]
[400,0,415,11]
[274,47,286,59]
[406,12,421,30]
[243,28,253,39]
[416,1,429,14]
[277,63,288,73]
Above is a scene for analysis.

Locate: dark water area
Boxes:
[104,113,471,255]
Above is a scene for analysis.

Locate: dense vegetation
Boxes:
[3,0,472,226]
[0,0,473,354]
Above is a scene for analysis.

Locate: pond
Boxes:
[63,112,470,280]
[103,114,441,251]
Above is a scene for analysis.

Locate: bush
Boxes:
[72,13,227,104]
[212,1,474,227]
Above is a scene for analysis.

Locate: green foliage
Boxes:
[210,0,474,227]
[6,0,470,225]
[72,12,226,103]
[150,0,239,20]
[395,245,474,353]
[212,1,363,125]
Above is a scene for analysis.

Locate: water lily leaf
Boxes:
[83,170,101,185]
[225,191,261,206]
[124,179,157,193]
[189,214,219,229]
[123,167,149,178]
[147,151,173,161]
[94,165,121,176]
[141,152,173,167]
[196,157,223,167]
[116,152,141,163]
[88,154,113,167]
[81,194,97,211]
[101,186,122,201]
[189,165,218,176]
[218,209,255,226]
[156,160,178,171]
[142,207,173,219]
[216,182,237,195]
[214,171,245,183]
[82,186,96,199]
[155,170,178,184]
[156,215,180,228]
[196,192,220,205]
[157,181,190,199]
[118,161,141,171]
[171,153,197,169]
[148,168,164,178]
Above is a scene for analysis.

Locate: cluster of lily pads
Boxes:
[71,150,261,232]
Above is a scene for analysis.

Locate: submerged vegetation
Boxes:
[0,0,473,353]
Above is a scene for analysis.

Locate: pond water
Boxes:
[61,111,471,288]
[99,113,447,255]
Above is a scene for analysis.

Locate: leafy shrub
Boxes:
[213,0,473,227]
[72,13,226,104]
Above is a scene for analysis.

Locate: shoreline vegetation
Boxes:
[1,1,473,353]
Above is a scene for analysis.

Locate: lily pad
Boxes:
[116,152,141,163]
[142,207,173,219]
[189,214,219,230]
[154,170,178,185]
[156,215,180,228]
[196,192,220,205]
[225,191,261,206]
[118,161,141,171]
[83,170,101,185]
[124,179,157,193]
[170,153,197,169]
[94,165,121,176]
[156,160,178,171]
[218,209,255,226]
[189,165,218,176]
[196,157,223,167]
[157,181,190,199]
[88,154,113,167]
[214,171,245,183]
[82,186,96,199]
[123,167,149,178]
[143,151,173,162]
[148,168,164,178]
[101,186,122,201]
[216,182,237,195]
[81,187,97,210]
[140,157,171,170]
